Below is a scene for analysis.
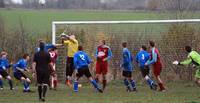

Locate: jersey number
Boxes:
[50,52,56,58]
[79,54,85,60]
[142,54,145,60]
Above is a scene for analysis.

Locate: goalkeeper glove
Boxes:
[173,60,180,65]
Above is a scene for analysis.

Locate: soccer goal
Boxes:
[52,19,200,82]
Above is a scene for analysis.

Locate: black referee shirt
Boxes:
[33,50,51,71]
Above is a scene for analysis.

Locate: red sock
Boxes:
[103,80,107,90]
[95,78,99,83]
[158,83,165,90]
[54,80,58,88]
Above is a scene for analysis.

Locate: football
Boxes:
[98,51,105,57]
[39,0,46,5]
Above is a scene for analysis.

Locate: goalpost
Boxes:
[52,19,200,44]
[52,19,200,82]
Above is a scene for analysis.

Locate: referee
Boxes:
[32,42,55,102]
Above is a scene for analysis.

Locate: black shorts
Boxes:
[0,70,9,78]
[76,66,92,78]
[122,71,132,78]
[36,69,50,84]
[14,71,27,80]
[140,66,150,77]
[66,57,74,77]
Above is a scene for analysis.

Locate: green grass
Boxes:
[0,81,200,103]
[1,9,200,35]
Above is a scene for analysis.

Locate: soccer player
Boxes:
[73,45,103,93]
[61,34,78,86]
[136,45,157,90]
[173,46,200,87]
[13,53,31,92]
[49,47,58,90]
[35,40,56,52]
[95,40,112,90]
[32,42,55,102]
[0,51,13,90]
[120,42,136,92]
[145,41,166,92]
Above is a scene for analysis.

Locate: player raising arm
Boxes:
[13,54,31,92]
[57,34,78,86]
[73,46,103,93]
[0,51,13,90]
[173,46,200,87]
[120,42,136,92]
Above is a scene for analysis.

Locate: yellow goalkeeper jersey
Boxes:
[64,39,78,57]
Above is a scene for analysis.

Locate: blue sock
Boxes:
[123,79,130,89]
[73,81,78,92]
[147,79,154,87]
[0,80,3,88]
[23,81,27,90]
[130,80,136,89]
[25,81,30,90]
[91,80,100,90]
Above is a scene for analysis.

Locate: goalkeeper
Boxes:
[173,46,200,86]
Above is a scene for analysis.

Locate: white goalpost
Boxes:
[52,19,200,44]
[52,19,200,82]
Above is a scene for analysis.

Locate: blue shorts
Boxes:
[122,71,132,78]
[0,70,9,78]
[123,65,133,72]
[14,71,27,80]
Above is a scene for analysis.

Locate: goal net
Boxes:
[52,19,200,82]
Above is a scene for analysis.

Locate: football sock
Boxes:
[53,80,58,88]
[147,79,154,87]
[95,78,99,83]
[158,83,165,90]
[26,81,30,90]
[0,80,3,88]
[102,80,107,90]
[8,80,13,89]
[73,81,78,92]
[123,79,130,89]
[23,81,27,90]
[91,80,100,90]
[130,80,136,89]
[42,84,48,98]
[38,85,42,99]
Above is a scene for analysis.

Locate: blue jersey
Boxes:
[35,44,55,52]
[136,50,150,68]
[74,51,92,70]
[0,57,11,70]
[13,59,28,73]
[121,48,133,71]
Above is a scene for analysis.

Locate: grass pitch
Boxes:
[0,81,200,103]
